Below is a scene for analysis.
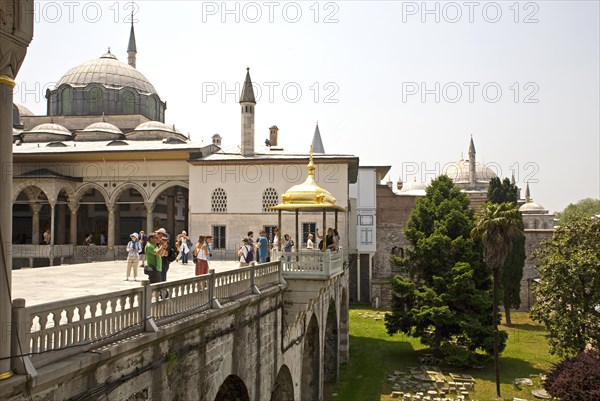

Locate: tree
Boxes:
[487,177,518,205]
[530,217,600,358]
[544,349,600,401]
[472,202,523,399]
[385,175,501,367]
[556,198,600,225]
[487,176,526,326]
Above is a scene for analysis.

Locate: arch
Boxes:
[121,89,136,114]
[108,182,149,206]
[61,86,73,115]
[211,187,228,213]
[301,314,320,401]
[270,364,294,401]
[324,297,339,383]
[262,187,279,212]
[214,375,250,401]
[74,183,110,205]
[149,180,189,204]
[12,183,50,203]
[147,96,157,120]
[87,86,103,114]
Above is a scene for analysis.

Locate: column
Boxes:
[69,204,78,245]
[31,203,41,245]
[145,202,154,233]
[49,203,55,265]
[114,207,120,245]
[167,190,175,235]
[1,2,34,378]
[107,205,115,248]
[56,203,66,244]
[106,205,115,259]
[0,70,15,379]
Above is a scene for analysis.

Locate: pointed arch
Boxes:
[12,183,50,203]
[301,314,320,401]
[109,182,149,205]
[270,365,294,401]
[214,375,250,401]
[149,180,189,204]
[324,297,339,383]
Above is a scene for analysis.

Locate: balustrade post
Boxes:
[142,280,158,333]
[278,259,287,286]
[11,299,37,381]
[208,269,222,309]
[251,264,261,294]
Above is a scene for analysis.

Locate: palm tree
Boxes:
[472,202,523,399]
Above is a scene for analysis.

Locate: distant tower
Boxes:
[311,122,325,153]
[269,125,278,147]
[240,68,256,157]
[525,182,531,203]
[468,135,476,186]
[127,16,137,68]
[212,133,222,146]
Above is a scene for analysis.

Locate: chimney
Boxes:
[269,126,278,147]
[397,178,403,191]
[212,133,222,146]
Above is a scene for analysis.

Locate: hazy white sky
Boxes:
[15,1,600,213]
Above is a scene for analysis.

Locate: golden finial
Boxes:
[308,145,315,177]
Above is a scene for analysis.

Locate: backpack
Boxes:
[168,244,178,263]
[244,245,254,263]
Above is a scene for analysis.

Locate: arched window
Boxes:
[61,87,72,115]
[122,90,135,114]
[88,87,102,114]
[147,97,157,120]
[211,188,227,213]
[262,187,278,212]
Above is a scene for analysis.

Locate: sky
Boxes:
[14,1,600,213]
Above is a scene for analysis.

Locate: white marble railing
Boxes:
[12,244,74,266]
[273,247,344,279]
[11,261,283,374]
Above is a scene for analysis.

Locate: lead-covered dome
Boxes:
[56,51,157,94]
[75,121,124,141]
[21,123,72,143]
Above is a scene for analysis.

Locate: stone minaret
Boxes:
[468,135,476,186]
[525,182,531,203]
[240,68,256,157]
[127,18,137,68]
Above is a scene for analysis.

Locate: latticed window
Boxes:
[89,87,102,114]
[211,188,227,213]
[122,90,135,114]
[212,225,226,249]
[302,222,317,246]
[61,87,72,115]
[262,187,279,212]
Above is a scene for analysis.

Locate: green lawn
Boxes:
[326,308,559,401]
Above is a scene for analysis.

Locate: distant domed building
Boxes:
[441,136,497,192]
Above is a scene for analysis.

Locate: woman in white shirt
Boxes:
[306,233,314,249]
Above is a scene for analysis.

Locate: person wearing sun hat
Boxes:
[125,232,142,281]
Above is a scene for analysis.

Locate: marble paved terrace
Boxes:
[11,260,241,306]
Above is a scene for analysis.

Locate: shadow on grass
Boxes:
[505,323,547,332]
[327,338,546,401]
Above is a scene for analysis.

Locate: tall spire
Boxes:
[240,68,256,104]
[468,134,476,157]
[127,12,137,68]
[525,182,531,203]
[311,122,325,153]
[240,68,255,156]
[468,135,476,185]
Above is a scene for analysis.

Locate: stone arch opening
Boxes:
[214,375,250,401]
[301,314,320,401]
[270,364,294,401]
[324,297,339,383]
[78,186,108,245]
[12,191,33,244]
[113,185,146,245]
[152,185,189,237]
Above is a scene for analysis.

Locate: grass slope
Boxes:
[326,308,558,401]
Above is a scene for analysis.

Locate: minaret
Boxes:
[311,122,325,153]
[525,182,531,203]
[468,135,476,186]
[127,16,137,68]
[240,68,256,157]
